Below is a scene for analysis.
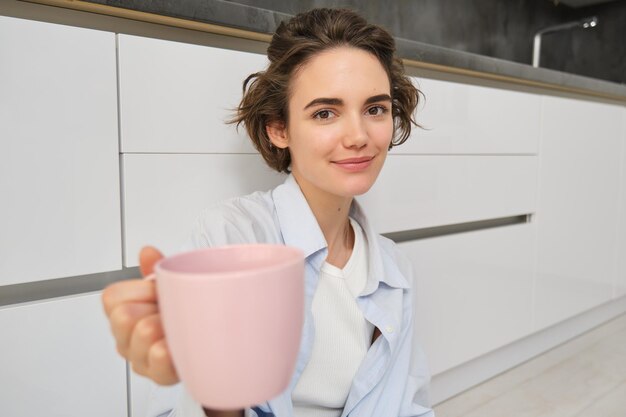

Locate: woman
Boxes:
[103,8,433,417]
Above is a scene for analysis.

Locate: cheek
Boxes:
[288,125,335,164]
[370,120,394,147]
[303,124,344,153]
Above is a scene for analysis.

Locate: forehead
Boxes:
[289,47,390,103]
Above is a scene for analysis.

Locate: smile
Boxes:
[331,156,375,172]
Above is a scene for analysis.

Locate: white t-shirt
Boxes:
[292,218,375,417]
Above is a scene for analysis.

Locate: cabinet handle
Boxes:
[383,214,531,243]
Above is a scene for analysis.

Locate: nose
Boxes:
[342,113,368,149]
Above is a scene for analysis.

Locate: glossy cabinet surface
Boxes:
[3,18,624,408]
[0,16,121,285]
[399,223,535,375]
[122,154,285,266]
[122,153,538,266]
[359,154,538,234]
[534,97,624,330]
[118,34,267,154]
[397,77,541,155]
[0,293,127,416]
[613,108,626,298]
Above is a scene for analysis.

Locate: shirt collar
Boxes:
[272,174,327,259]
[349,199,410,294]
[272,174,410,292]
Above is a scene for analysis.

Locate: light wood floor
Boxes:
[433,313,626,417]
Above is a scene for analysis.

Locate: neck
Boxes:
[292,172,354,265]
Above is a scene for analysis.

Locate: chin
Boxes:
[337,175,378,197]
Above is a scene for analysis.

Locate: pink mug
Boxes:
[149,244,305,410]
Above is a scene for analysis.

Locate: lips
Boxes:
[333,156,374,164]
[332,155,375,172]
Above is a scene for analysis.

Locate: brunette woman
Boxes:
[103,8,433,417]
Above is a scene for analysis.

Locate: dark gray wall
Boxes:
[541,1,625,84]
[226,0,625,84]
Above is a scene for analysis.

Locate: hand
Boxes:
[102,246,179,385]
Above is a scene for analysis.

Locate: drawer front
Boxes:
[359,154,538,234]
[395,77,541,155]
[122,154,285,266]
[399,222,535,375]
[0,293,127,416]
[118,34,267,153]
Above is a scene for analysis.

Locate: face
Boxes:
[268,46,394,203]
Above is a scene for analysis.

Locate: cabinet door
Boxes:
[0,293,127,416]
[395,77,541,155]
[118,34,268,154]
[359,154,538,234]
[0,16,121,285]
[534,96,624,330]
[122,154,285,266]
[399,223,535,375]
[613,108,626,298]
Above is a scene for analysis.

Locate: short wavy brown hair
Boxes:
[230,8,421,173]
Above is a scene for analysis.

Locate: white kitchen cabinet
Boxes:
[398,222,535,375]
[615,108,626,298]
[117,34,268,154]
[396,77,541,155]
[117,32,541,157]
[0,293,127,417]
[0,16,121,285]
[534,96,624,330]
[359,154,538,234]
[122,154,285,267]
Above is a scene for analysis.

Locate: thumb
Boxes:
[139,246,164,277]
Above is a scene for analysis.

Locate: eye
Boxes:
[313,109,335,120]
[366,105,388,116]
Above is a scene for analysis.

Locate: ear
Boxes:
[266,121,289,149]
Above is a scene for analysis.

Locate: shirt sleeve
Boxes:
[157,205,261,417]
[179,201,272,252]
[398,311,435,417]
[166,388,254,417]
[170,388,207,417]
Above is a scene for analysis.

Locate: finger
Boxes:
[128,313,164,374]
[109,302,159,358]
[102,280,157,317]
[148,339,179,385]
[139,246,164,277]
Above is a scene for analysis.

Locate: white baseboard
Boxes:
[430,295,626,405]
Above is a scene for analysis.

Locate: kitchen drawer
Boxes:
[398,222,535,375]
[122,153,285,267]
[394,77,541,155]
[0,293,126,416]
[359,154,538,234]
[118,34,268,154]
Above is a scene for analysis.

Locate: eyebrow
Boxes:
[303,94,392,110]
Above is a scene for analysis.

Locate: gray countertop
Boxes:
[88,0,626,101]
[394,37,625,100]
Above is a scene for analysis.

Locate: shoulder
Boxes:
[183,189,282,249]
